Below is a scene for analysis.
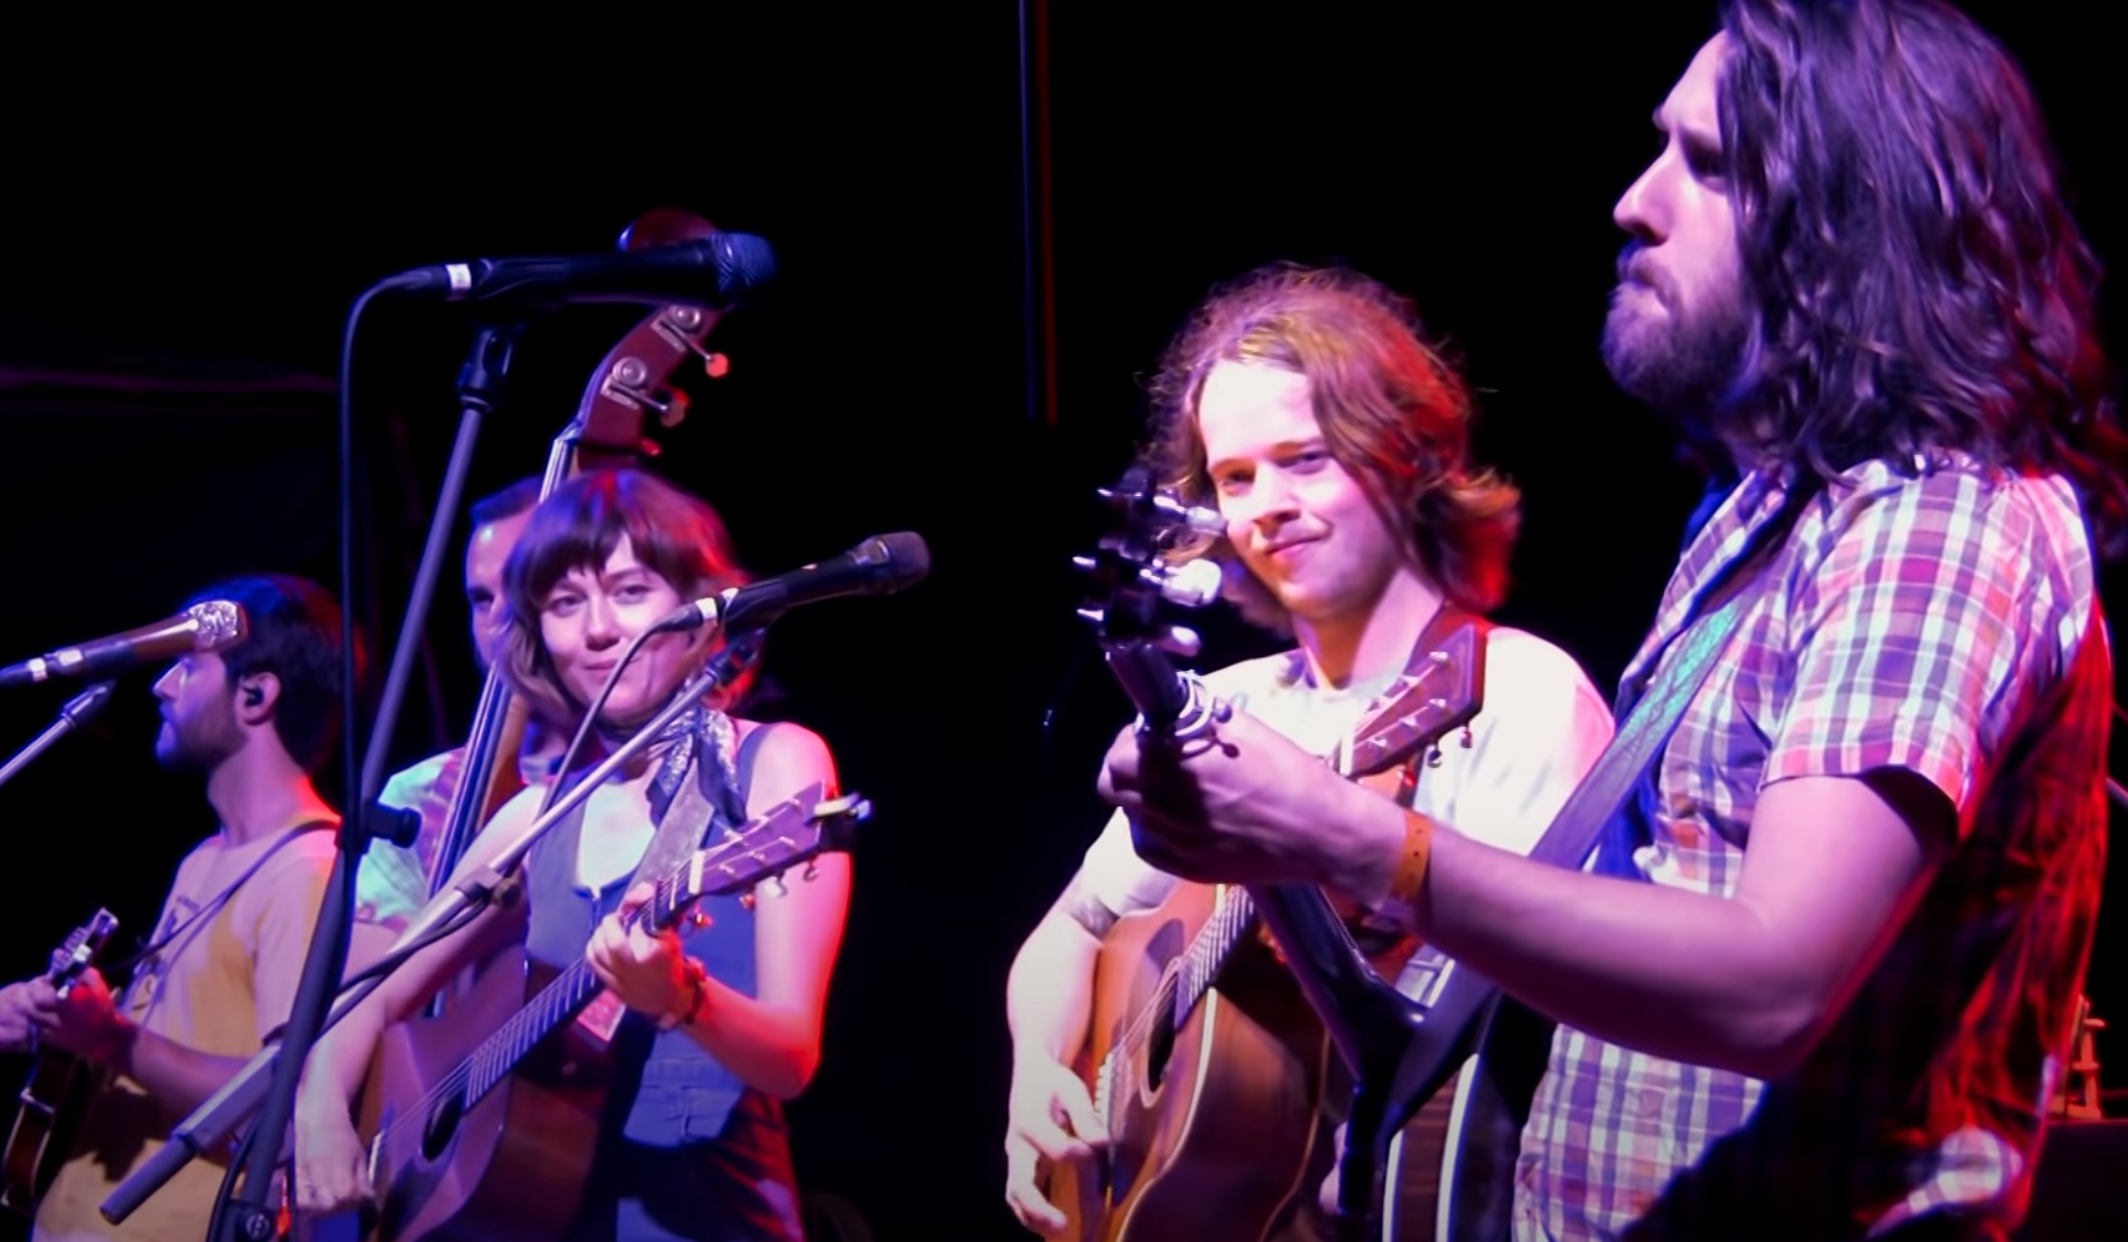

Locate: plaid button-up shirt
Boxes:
[1513,457,2111,1240]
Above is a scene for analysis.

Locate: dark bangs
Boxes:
[506,468,749,616]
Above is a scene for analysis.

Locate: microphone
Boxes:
[375,232,777,311]
[659,533,931,634]
[0,601,248,690]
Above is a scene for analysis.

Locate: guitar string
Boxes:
[373,828,811,1149]
[373,872,686,1147]
[1104,884,1251,1118]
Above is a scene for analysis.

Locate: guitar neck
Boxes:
[1107,638,1459,1242]
[415,785,849,1123]
[459,961,605,1106]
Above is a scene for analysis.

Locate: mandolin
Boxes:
[0,909,120,1218]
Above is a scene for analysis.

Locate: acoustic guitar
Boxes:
[1051,468,1523,1241]
[357,783,866,1242]
[0,909,119,1217]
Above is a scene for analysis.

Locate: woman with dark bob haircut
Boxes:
[293,468,850,1241]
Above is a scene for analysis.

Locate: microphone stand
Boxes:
[117,316,523,1242]
[98,643,734,1227]
[100,311,688,1234]
[0,681,115,791]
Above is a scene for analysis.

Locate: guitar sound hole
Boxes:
[1146,1012,1175,1091]
[421,1094,465,1161]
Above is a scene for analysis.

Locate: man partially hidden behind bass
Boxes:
[1002,264,1615,1237]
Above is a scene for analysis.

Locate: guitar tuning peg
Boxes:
[1156,625,1203,659]
[657,307,733,379]
[1151,558,1223,608]
[1076,607,1106,625]
[1072,556,1097,573]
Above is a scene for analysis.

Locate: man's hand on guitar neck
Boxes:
[0,980,37,1053]
[1100,707,1410,912]
[1003,1055,1107,1237]
[23,967,130,1065]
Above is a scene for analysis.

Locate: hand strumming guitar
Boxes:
[1003,1055,1108,1237]
[1098,706,1409,905]
[292,1089,372,1216]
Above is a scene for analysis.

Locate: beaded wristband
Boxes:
[657,957,709,1032]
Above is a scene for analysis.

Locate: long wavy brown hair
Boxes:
[1144,263,1520,631]
[499,467,755,728]
[1713,0,2127,555]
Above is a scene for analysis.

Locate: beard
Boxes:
[156,698,243,773]
[1601,249,1752,431]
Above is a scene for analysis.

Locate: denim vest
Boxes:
[521,723,801,1242]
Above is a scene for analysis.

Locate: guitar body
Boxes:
[1051,881,1333,1242]
[1299,992,1549,1242]
[0,1050,100,1216]
[357,787,866,1242]
[1430,998,1553,1242]
[360,947,610,1242]
[1274,974,1552,1242]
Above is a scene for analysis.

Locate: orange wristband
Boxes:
[1386,809,1433,908]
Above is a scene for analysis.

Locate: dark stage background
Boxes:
[0,5,2121,1240]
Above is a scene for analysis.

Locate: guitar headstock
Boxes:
[45,909,118,994]
[642,781,870,930]
[1073,464,1227,660]
[1345,619,1486,778]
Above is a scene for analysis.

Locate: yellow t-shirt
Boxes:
[32,825,337,1242]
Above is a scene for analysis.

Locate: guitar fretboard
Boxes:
[444,863,700,1109]
[464,961,603,1104]
[376,791,847,1152]
[1163,886,1255,1037]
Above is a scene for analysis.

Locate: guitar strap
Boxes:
[107,820,335,979]
[1523,476,1812,876]
[1343,603,1490,786]
[619,703,753,896]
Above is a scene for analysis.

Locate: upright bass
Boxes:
[356,207,756,1242]
[422,205,746,893]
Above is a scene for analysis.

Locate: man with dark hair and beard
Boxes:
[358,475,556,933]
[1098,0,2126,1238]
[0,573,385,1242]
